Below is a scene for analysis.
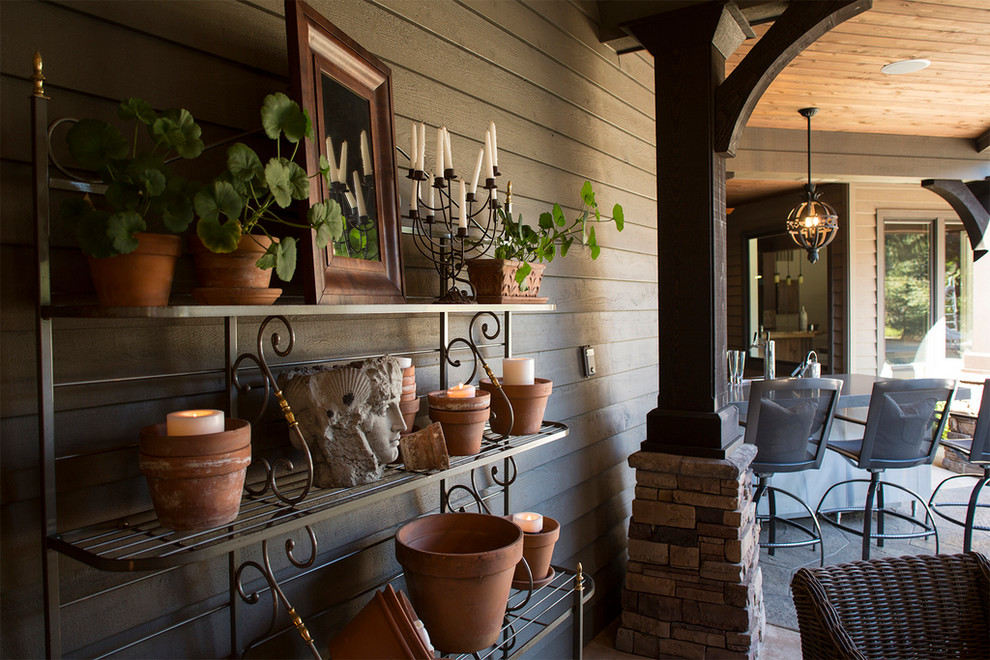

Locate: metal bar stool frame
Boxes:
[745,377,843,567]
[929,378,990,552]
[817,378,956,561]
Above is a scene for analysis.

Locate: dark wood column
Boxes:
[632,3,740,458]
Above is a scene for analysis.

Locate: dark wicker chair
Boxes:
[791,552,990,660]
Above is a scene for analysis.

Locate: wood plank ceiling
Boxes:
[724,0,990,204]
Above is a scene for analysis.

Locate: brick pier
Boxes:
[616,444,764,659]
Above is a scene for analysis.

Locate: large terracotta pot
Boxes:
[138,419,251,531]
[465,259,547,304]
[190,234,281,304]
[87,232,182,307]
[480,378,553,436]
[395,513,523,653]
[328,586,432,659]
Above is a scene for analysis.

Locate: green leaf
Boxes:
[286,160,310,201]
[580,180,595,207]
[309,199,344,248]
[118,98,156,125]
[194,180,244,224]
[514,261,533,290]
[107,211,146,254]
[588,225,600,259]
[255,242,277,270]
[613,204,625,231]
[227,143,264,183]
[539,211,554,230]
[552,203,566,227]
[272,237,297,282]
[196,216,242,253]
[105,181,142,213]
[159,187,194,233]
[560,236,573,257]
[264,158,295,208]
[152,109,204,159]
[139,168,167,197]
[75,210,116,258]
[66,119,128,171]
[59,197,93,227]
[260,92,308,143]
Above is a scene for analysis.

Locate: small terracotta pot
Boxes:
[427,389,491,412]
[465,258,547,302]
[479,378,553,435]
[399,397,421,436]
[402,365,415,380]
[138,419,251,531]
[395,513,523,653]
[87,232,182,307]
[508,515,560,583]
[191,235,281,304]
[428,407,489,456]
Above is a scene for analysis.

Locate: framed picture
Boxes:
[286,0,405,304]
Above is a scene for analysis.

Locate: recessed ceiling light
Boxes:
[881,59,931,75]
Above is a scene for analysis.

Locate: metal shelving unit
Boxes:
[31,67,589,659]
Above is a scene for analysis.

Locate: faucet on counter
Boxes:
[750,328,775,380]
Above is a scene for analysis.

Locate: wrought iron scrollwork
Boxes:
[491,456,517,489]
[444,312,514,437]
[236,524,321,659]
[234,316,314,505]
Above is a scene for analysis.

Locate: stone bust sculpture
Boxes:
[279,356,405,488]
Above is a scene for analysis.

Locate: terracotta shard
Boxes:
[400,422,450,471]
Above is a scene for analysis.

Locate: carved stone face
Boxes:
[278,356,405,488]
[353,356,405,465]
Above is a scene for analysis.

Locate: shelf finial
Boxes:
[32,51,49,99]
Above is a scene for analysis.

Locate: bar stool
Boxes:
[817,378,956,560]
[745,377,843,566]
[929,378,989,552]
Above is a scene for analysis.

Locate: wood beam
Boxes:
[976,128,990,154]
[715,0,872,157]
[921,178,990,261]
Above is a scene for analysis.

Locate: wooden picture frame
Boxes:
[286,0,405,304]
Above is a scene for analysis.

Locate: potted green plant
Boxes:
[61,98,204,306]
[466,181,624,302]
[191,92,343,305]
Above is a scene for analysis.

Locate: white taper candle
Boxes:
[470,147,484,196]
[459,179,467,229]
[443,127,453,173]
[337,141,349,184]
[352,171,367,217]
[489,121,498,168]
[360,130,372,176]
[325,136,338,183]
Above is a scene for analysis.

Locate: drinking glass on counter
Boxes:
[727,350,746,384]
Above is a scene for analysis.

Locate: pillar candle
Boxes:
[411,121,418,170]
[435,126,445,176]
[446,383,476,398]
[325,136,338,183]
[166,409,224,436]
[512,512,543,533]
[458,179,467,228]
[418,122,426,171]
[352,171,367,217]
[483,130,494,180]
[489,120,498,168]
[360,130,372,176]
[470,147,484,196]
[502,357,534,385]
[443,127,453,173]
[337,141,349,184]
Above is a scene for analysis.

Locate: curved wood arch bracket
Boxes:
[922,178,990,261]
[715,0,872,157]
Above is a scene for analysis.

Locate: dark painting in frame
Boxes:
[286,0,405,304]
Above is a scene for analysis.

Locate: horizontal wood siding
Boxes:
[847,182,957,375]
[0,0,657,656]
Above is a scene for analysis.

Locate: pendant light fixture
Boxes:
[787,107,838,263]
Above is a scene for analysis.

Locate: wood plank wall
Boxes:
[0,1,658,656]
[847,182,955,375]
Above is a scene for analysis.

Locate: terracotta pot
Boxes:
[328,587,431,659]
[402,365,415,380]
[479,378,553,435]
[138,419,251,531]
[190,234,282,304]
[427,389,491,412]
[428,407,489,456]
[87,232,182,307]
[399,397,420,436]
[465,258,548,304]
[395,513,523,653]
[508,515,560,583]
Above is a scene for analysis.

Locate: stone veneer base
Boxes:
[616,444,765,659]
